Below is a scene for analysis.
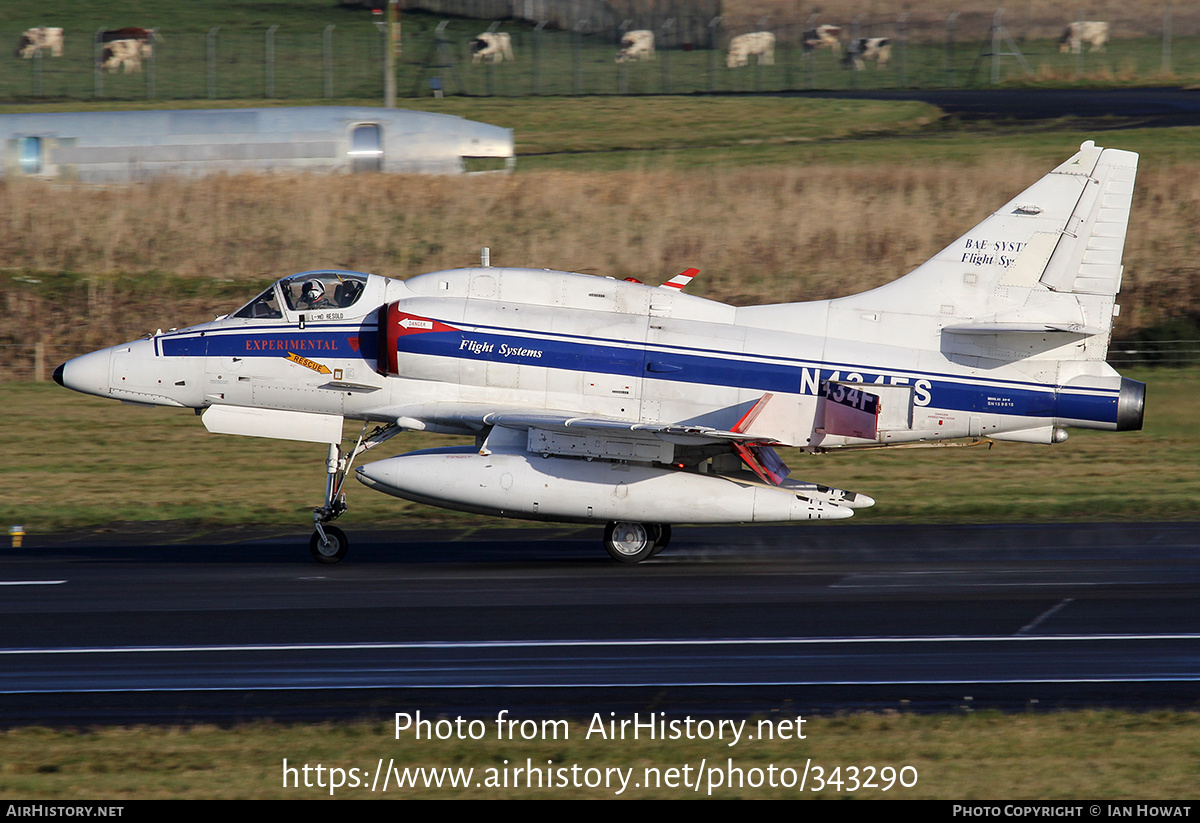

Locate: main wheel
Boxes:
[310,525,348,564]
[604,521,655,564]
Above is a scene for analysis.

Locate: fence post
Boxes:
[324,25,335,98]
[265,25,278,97]
[146,37,156,98]
[385,0,397,108]
[945,12,958,87]
[660,18,674,94]
[1162,5,1172,74]
[708,16,721,92]
[897,13,908,87]
[207,27,219,99]
[34,342,44,383]
[573,19,585,95]
[851,15,862,90]
[533,20,545,95]
[991,10,1001,85]
[1075,7,1084,75]
[94,28,105,97]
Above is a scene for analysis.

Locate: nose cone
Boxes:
[55,348,113,399]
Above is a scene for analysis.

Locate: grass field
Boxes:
[2,711,1198,799]
[3,1,1200,102]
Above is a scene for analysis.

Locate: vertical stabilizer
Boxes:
[822,141,1138,361]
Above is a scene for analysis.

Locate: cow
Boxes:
[843,37,891,70]
[726,31,775,69]
[1059,21,1109,54]
[96,27,159,73]
[101,39,153,73]
[616,29,654,63]
[15,27,63,59]
[470,32,514,64]
[802,24,841,54]
[97,27,159,46]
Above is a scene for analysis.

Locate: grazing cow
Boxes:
[726,31,775,69]
[616,29,654,63]
[15,27,64,59]
[97,27,158,45]
[471,32,514,64]
[1059,21,1109,54]
[96,27,159,73]
[843,37,891,70]
[802,24,841,54]
[101,39,153,73]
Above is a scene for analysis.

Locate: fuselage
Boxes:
[56,266,1143,450]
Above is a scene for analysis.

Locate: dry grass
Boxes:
[2,711,1198,798]
[3,157,1198,352]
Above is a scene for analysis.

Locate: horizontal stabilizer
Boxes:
[943,322,1100,335]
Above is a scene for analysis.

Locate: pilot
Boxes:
[298,279,334,310]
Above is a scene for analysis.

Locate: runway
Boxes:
[796,87,1200,128]
[1,521,1197,723]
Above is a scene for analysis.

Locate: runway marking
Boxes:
[1017,598,1075,635]
[830,571,1135,588]
[0,580,66,586]
[4,675,1200,696]
[2,633,1199,656]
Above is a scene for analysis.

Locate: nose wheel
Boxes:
[310,525,348,564]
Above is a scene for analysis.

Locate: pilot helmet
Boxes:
[302,280,325,301]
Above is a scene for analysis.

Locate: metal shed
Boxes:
[1,106,514,181]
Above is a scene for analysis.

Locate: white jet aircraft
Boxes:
[55,141,1144,564]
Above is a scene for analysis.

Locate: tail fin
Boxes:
[831,141,1138,362]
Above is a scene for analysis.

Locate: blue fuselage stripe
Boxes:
[154,322,1120,426]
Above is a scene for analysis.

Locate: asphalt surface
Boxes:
[2,521,1198,724]
[796,87,1200,128]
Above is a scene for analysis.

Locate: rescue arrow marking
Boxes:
[286,351,332,374]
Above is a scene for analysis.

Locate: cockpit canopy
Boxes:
[234,271,369,319]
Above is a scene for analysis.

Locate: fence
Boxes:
[5,9,1200,102]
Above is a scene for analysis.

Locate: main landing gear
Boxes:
[309,423,401,564]
[603,521,672,564]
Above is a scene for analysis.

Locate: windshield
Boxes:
[233,284,283,319]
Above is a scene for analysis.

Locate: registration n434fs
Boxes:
[56,141,1144,563]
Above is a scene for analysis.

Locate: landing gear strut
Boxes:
[309,422,401,563]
